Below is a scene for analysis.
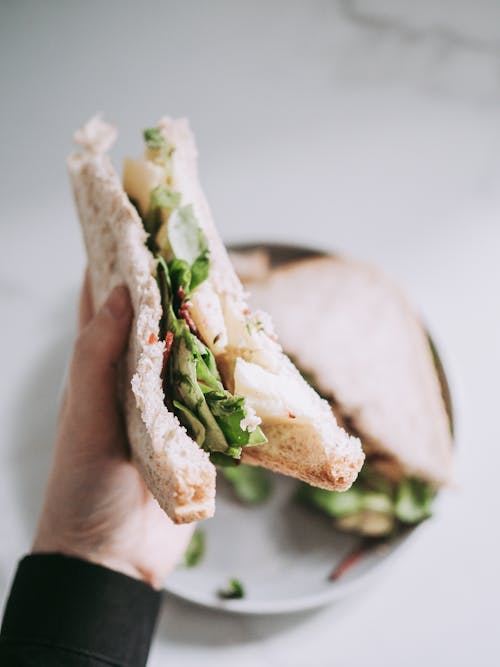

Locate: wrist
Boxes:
[32,537,160,589]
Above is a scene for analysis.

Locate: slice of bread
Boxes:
[68,117,365,524]
[68,118,215,524]
[245,256,453,486]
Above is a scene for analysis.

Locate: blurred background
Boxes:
[0,1,499,665]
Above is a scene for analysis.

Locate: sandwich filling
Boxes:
[123,128,266,464]
[298,461,436,537]
[297,379,437,536]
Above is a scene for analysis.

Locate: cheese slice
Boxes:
[189,281,228,354]
[123,157,164,216]
[233,357,319,424]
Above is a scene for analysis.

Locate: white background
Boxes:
[1,1,499,665]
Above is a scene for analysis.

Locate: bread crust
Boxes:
[242,422,363,491]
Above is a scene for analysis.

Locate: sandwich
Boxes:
[67,117,365,524]
[242,253,453,537]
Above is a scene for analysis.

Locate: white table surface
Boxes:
[1,2,499,665]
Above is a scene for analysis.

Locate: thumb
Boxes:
[69,285,132,416]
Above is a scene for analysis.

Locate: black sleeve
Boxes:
[0,553,162,667]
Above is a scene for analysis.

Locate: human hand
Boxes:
[33,272,194,588]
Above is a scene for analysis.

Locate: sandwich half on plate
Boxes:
[241,253,453,537]
[67,117,364,524]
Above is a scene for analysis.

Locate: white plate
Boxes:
[165,472,413,615]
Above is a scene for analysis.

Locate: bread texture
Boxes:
[68,117,365,523]
[242,422,363,490]
[246,256,453,486]
[68,117,215,524]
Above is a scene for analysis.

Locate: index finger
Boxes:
[78,269,94,332]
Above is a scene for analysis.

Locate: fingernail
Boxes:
[105,285,130,319]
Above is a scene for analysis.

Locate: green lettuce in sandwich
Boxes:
[125,130,268,465]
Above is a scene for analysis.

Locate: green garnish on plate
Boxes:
[184,529,206,568]
[217,578,245,600]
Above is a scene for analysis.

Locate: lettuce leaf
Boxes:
[173,400,206,445]
[206,392,266,446]
[170,333,228,453]
[297,485,363,518]
[217,578,245,600]
[159,271,265,459]
[222,464,272,504]
[184,529,205,567]
[150,185,181,211]
[143,127,166,151]
[209,452,241,467]
[144,185,181,242]
[168,258,192,307]
[394,478,434,524]
[190,252,210,291]
[167,253,208,300]
[143,127,174,163]
[167,205,209,266]
[297,463,435,535]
